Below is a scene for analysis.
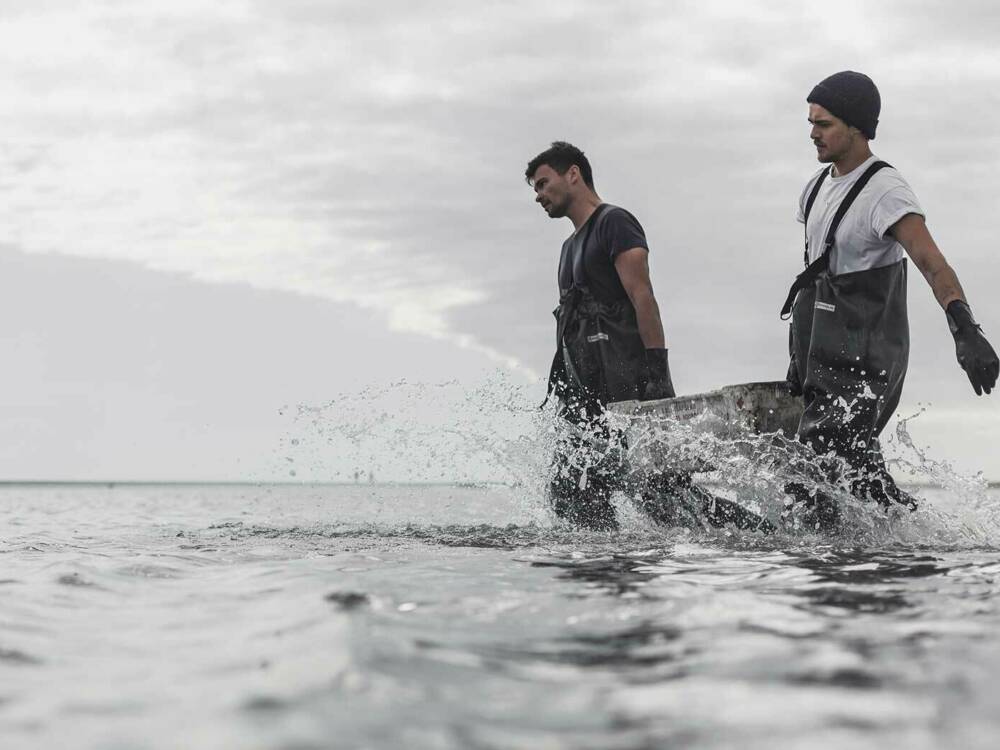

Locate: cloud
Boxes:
[0,246,501,480]
[1,0,999,402]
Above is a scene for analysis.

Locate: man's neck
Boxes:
[831,145,874,177]
[568,194,603,231]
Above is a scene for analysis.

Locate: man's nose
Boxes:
[810,125,820,140]
[535,192,543,203]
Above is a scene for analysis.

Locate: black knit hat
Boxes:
[807,71,880,140]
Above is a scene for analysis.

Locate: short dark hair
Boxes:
[525,141,594,189]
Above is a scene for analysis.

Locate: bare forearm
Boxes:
[613,247,667,348]
[631,290,666,348]
[920,262,965,310]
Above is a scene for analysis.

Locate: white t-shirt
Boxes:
[796,154,924,276]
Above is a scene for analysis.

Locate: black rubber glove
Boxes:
[641,348,676,401]
[947,300,1000,396]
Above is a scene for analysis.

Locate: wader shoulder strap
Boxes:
[797,167,830,266]
[779,160,892,319]
[569,203,610,287]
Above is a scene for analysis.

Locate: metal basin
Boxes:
[608,381,804,473]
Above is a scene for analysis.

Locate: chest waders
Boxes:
[546,205,647,421]
[781,162,915,510]
[543,205,647,530]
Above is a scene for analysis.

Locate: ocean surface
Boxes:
[3,480,1000,750]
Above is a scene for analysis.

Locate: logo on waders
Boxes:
[815,301,836,312]
[587,333,610,343]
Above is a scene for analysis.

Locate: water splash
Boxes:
[611,405,1000,547]
[276,376,999,547]
[275,371,561,528]
[883,408,997,544]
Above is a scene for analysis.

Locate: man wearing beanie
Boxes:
[782,70,999,528]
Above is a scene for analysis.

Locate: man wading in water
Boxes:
[782,71,999,527]
[527,142,765,531]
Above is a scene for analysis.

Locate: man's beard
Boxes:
[547,197,569,218]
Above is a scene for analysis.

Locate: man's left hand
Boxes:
[642,348,676,401]
[955,328,999,395]
[948,300,1000,395]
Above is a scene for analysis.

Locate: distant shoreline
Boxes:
[0,480,996,489]
[0,480,507,488]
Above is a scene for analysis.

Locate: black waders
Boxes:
[782,162,918,528]
[548,278,770,533]
[546,284,647,531]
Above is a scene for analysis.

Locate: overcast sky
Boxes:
[1,0,999,480]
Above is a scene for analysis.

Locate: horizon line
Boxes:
[0,479,995,489]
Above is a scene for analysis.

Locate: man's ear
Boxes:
[566,165,580,185]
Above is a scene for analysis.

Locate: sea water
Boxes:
[3,483,1000,749]
[2,379,1000,749]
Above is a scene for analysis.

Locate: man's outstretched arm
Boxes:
[891,213,999,395]
[890,213,964,307]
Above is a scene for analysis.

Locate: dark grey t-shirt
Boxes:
[557,204,649,304]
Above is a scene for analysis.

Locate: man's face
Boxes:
[808,103,857,163]
[530,164,573,218]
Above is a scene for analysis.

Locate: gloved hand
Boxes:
[786,356,803,397]
[947,299,1000,395]
[641,348,676,401]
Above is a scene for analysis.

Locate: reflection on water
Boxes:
[791,550,948,616]
[530,554,668,598]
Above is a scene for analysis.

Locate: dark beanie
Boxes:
[807,71,880,140]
